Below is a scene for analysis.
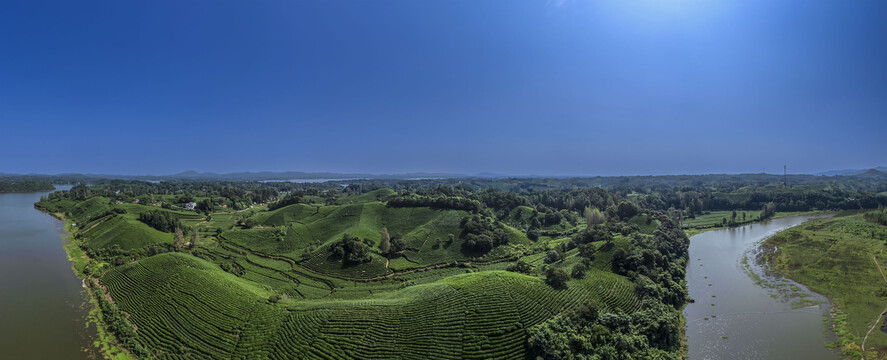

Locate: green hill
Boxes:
[101,253,638,359]
[80,215,172,250]
[38,183,690,360]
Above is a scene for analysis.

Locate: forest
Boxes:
[0,180,54,193]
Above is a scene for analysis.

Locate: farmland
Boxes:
[38,181,682,359]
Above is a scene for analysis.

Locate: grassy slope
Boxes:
[241,202,530,277]
[81,215,173,250]
[765,214,887,356]
[683,210,760,228]
[101,253,638,360]
[50,192,639,359]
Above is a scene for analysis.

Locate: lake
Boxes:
[684,215,839,359]
[0,186,99,359]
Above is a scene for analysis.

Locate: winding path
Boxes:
[861,253,887,357]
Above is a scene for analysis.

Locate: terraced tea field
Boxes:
[37,187,654,359]
[100,253,638,359]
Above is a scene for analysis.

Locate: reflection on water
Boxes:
[684,216,839,360]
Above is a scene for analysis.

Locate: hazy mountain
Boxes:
[814,166,887,176]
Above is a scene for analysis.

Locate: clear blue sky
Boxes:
[1,0,885,176]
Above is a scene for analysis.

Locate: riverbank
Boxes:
[684,215,839,359]
[762,213,887,359]
[51,213,134,360]
[0,188,105,359]
[684,210,828,237]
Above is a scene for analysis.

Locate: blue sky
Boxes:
[1,0,884,176]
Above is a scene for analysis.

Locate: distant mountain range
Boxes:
[2,167,886,182]
[0,170,506,182]
[163,170,476,181]
[813,166,887,176]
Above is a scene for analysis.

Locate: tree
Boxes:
[332,234,371,264]
[268,294,287,303]
[139,210,182,233]
[379,227,391,254]
[584,207,606,225]
[197,199,214,213]
[545,267,569,288]
[742,212,747,222]
[507,260,533,274]
[173,227,184,250]
[571,263,587,279]
[390,236,406,254]
[544,250,563,264]
[760,202,777,219]
[190,226,199,248]
[578,243,596,260]
[616,201,639,220]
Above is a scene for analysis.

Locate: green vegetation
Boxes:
[31,173,887,359]
[763,212,887,359]
[0,180,54,193]
[683,210,760,228]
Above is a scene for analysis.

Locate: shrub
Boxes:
[332,234,371,264]
[138,210,182,233]
[545,267,569,288]
[571,263,587,279]
[507,260,533,274]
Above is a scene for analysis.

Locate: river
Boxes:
[684,215,839,359]
[0,186,99,359]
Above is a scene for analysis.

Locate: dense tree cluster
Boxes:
[0,180,54,193]
[616,201,640,220]
[612,219,689,308]
[864,208,887,226]
[570,225,614,248]
[331,234,372,264]
[268,193,303,210]
[138,210,183,233]
[459,214,509,252]
[387,195,482,213]
[531,219,688,359]
[544,267,569,288]
[529,300,682,360]
[506,259,532,274]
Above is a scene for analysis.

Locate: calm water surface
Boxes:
[0,186,99,359]
[685,215,839,359]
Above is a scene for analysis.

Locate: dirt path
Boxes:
[92,277,116,306]
[861,254,887,356]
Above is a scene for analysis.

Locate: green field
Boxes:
[683,210,760,228]
[99,253,638,359]
[39,184,662,359]
[764,213,887,359]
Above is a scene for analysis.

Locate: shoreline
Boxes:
[757,216,864,360]
[684,214,839,359]
[683,210,829,237]
[45,209,134,360]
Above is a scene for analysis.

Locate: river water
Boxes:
[685,215,839,359]
[0,186,99,359]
